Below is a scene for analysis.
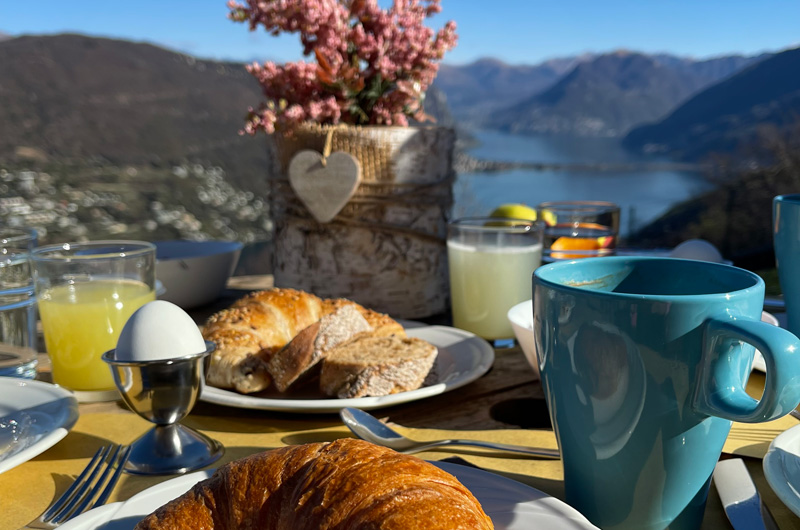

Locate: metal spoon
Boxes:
[340,407,561,459]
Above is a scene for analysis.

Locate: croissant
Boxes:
[134,439,495,530]
[202,288,325,393]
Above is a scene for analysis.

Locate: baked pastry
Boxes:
[320,336,438,398]
[202,289,406,395]
[322,298,406,337]
[267,305,372,392]
[202,288,325,393]
[134,439,494,530]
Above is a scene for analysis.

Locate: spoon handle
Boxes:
[420,439,560,459]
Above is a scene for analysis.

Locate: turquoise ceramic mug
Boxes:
[774,194,800,336]
[533,256,800,530]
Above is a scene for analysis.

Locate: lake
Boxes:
[454,130,713,237]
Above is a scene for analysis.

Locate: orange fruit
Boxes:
[549,223,615,259]
[550,236,602,259]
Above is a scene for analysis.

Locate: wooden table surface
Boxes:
[7,277,800,529]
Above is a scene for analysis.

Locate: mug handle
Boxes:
[695,318,800,422]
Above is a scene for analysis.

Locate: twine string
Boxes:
[320,127,334,167]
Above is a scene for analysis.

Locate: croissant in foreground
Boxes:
[134,438,495,530]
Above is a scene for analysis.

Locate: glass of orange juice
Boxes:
[537,201,620,260]
[31,241,156,401]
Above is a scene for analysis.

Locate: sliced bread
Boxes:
[267,304,372,392]
[320,336,438,398]
[322,298,406,338]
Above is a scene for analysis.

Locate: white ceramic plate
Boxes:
[200,325,494,413]
[763,423,800,517]
[0,378,79,474]
[60,461,598,530]
[752,311,780,373]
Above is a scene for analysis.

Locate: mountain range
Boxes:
[434,51,763,137]
[433,56,584,126]
[1,33,799,176]
[624,46,800,160]
[0,33,268,194]
[434,46,800,161]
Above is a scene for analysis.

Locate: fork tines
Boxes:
[30,444,131,529]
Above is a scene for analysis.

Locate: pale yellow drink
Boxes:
[38,279,156,391]
[448,240,542,340]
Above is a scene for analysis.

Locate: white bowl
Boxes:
[507,299,539,380]
[155,240,243,309]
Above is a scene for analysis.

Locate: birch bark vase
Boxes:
[267,123,455,319]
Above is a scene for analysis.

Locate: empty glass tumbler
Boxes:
[0,228,38,379]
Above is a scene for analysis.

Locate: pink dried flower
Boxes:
[228,0,457,133]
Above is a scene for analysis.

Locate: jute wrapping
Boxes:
[267,123,455,318]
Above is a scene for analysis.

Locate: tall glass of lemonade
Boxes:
[447,218,543,342]
[32,241,156,401]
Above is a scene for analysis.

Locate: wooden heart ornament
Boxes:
[288,150,363,223]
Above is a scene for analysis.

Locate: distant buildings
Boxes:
[0,165,272,245]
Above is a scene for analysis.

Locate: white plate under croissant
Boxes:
[201,325,494,413]
[60,458,598,530]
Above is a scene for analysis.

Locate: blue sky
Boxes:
[2,0,799,65]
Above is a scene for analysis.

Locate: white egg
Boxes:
[669,239,724,263]
[114,300,206,361]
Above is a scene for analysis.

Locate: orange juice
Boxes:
[38,279,155,390]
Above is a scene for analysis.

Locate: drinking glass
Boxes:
[0,228,38,379]
[447,218,543,341]
[1,228,38,251]
[31,241,156,401]
[537,200,620,260]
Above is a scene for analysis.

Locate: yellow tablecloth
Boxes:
[3,405,800,530]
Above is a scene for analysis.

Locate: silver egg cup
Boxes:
[102,341,224,475]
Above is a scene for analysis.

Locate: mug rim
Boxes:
[534,256,764,301]
[775,194,800,204]
[30,240,156,262]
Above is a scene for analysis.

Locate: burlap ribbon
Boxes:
[268,123,455,244]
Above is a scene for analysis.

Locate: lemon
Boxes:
[538,209,557,227]
[489,203,538,222]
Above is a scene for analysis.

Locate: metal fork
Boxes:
[23,444,131,529]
